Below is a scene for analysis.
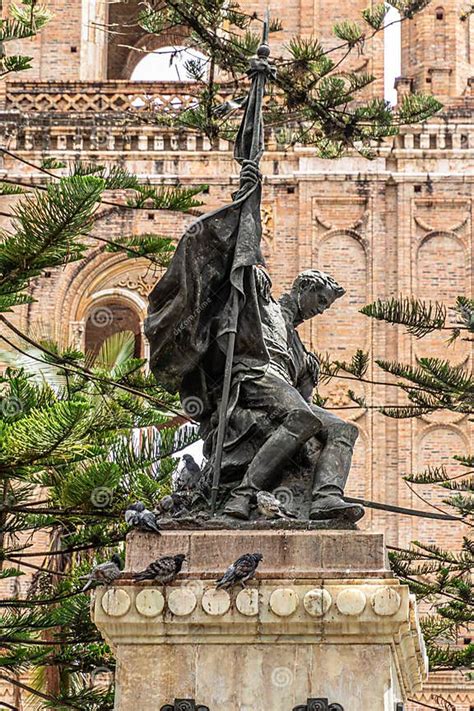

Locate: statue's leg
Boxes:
[224,407,322,520]
[308,406,364,522]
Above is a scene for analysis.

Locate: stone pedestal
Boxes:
[93,530,427,711]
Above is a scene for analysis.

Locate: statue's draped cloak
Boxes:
[144,184,270,426]
[145,47,274,475]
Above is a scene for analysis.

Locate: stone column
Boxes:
[93,530,427,711]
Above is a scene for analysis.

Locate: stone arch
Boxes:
[314,229,369,356]
[415,424,469,547]
[83,292,144,358]
[55,250,158,358]
[416,230,468,358]
[105,0,191,79]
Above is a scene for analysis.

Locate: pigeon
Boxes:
[215,553,263,590]
[175,454,202,492]
[81,554,122,593]
[256,490,298,520]
[133,554,186,584]
[156,492,189,517]
[125,501,161,534]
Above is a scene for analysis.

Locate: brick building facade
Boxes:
[0,0,472,708]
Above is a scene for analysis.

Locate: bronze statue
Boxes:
[144,18,364,524]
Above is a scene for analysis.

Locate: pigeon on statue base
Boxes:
[81,554,122,593]
[256,490,297,520]
[215,553,263,590]
[125,501,161,534]
[133,554,186,584]
[175,454,202,492]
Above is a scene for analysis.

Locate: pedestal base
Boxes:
[93,530,427,711]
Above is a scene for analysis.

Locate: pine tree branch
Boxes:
[0,149,204,215]
[4,535,126,559]
[0,320,186,419]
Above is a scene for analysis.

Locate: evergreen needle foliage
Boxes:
[361,295,474,670]
[129,0,442,155]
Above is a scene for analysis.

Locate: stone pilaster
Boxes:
[93,530,427,711]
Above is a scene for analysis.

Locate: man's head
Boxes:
[291,269,345,322]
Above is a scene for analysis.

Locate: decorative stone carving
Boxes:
[135,588,165,617]
[93,531,428,710]
[335,588,366,616]
[201,588,231,616]
[269,588,299,617]
[117,274,152,298]
[160,701,209,711]
[293,701,344,711]
[167,588,197,616]
[370,587,401,617]
[101,589,131,617]
[236,588,259,616]
[303,588,332,617]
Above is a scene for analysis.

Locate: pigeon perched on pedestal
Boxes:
[256,490,297,520]
[215,553,263,590]
[175,454,202,492]
[125,501,161,534]
[156,492,190,518]
[81,554,122,593]
[133,554,186,584]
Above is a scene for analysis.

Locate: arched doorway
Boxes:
[130,45,208,82]
[84,299,142,358]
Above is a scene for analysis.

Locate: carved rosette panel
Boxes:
[293,700,344,711]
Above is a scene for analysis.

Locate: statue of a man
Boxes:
[217,265,364,523]
[145,23,364,523]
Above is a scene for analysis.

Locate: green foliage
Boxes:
[333,20,364,46]
[105,233,175,265]
[0,1,51,77]
[126,184,207,211]
[0,175,105,304]
[362,3,388,30]
[361,293,473,670]
[0,338,198,707]
[132,0,441,156]
[334,349,369,379]
[361,296,447,337]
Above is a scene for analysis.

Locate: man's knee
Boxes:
[285,408,320,440]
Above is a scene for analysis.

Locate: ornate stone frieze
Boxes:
[293,701,344,711]
[161,701,209,711]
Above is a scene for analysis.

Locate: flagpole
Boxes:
[210,12,271,515]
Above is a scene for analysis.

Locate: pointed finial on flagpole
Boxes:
[258,8,270,58]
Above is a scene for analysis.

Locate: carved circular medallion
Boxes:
[303,588,332,617]
[336,588,366,616]
[167,588,197,616]
[135,588,165,617]
[101,588,131,617]
[370,587,401,616]
[269,588,299,617]
[201,588,231,616]
[236,588,259,616]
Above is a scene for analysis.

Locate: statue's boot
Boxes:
[224,409,322,520]
[309,422,364,523]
